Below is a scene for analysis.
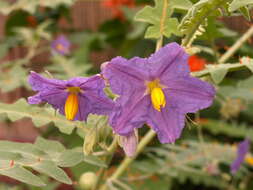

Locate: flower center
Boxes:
[147,79,166,112]
[56,43,65,51]
[65,87,81,120]
[245,156,253,166]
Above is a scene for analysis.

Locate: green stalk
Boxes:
[100,130,156,190]
[219,25,253,63]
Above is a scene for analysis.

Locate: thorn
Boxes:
[10,160,14,167]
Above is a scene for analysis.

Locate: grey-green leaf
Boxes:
[210,66,228,84]
[229,0,253,12]
[32,161,72,184]
[0,166,45,186]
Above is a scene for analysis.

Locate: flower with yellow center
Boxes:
[28,72,114,122]
[102,42,215,147]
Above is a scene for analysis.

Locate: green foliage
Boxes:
[179,0,230,47]
[202,119,253,140]
[47,55,91,79]
[133,141,236,188]
[0,64,27,93]
[0,0,75,15]
[0,98,78,134]
[135,0,182,39]
[192,57,253,84]
[0,137,106,186]
[229,0,253,12]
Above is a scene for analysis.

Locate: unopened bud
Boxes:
[79,172,98,190]
[220,98,244,119]
[83,128,98,155]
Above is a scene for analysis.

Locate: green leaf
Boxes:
[0,138,89,186]
[239,7,251,21]
[57,150,83,167]
[180,0,229,47]
[210,66,228,84]
[0,99,78,134]
[47,55,91,79]
[83,155,107,168]
[135,0,180,39]
[32,161,72,184]
[229,0,253,12]
[192,57,253,79]
[0,0,75,15]
[35,137,65,155]
[170,0,193,10]
[0,64,27,93]
[202,119,253,140]
[0,166,45,186]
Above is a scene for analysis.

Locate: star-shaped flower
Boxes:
[28,72,114,121]
[51,35,70,55]
[102,42,215,143]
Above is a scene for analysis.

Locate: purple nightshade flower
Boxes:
[28,71,114,121]
[102,42,215,144]
[51,35,70,55]
[230,139,250,174]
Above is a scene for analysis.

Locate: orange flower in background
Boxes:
[188,55,206,72]
[102,0,135,20]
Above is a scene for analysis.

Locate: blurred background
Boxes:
[1,0,253,190]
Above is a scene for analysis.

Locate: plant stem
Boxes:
[100,130,156,190]
[155,0,168,51]
[219,25,253,63]
[92,138,118,190]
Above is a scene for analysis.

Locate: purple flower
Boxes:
[102,42,215,143]
[230,139,250,174]
[28,71,114,121]
[51,35,70,55]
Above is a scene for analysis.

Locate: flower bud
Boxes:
[220,98,244,119]
[83,128,98,155]
[79,172,98,190]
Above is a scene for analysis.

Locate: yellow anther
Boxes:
[64,87,81,120]
[56,43,65,51]
[245,156,253,166]
[151,87,166,112]
[147,79,166,112]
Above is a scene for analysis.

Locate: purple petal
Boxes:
[231,139,250,174]
[28,71,68,111]
[109,90,149,136]
[148,42,190,80]
[78,75,115,117]
[164,76,216,113]
[73,95,91,121]
[147,105,186,143]
[121,131,138,157]
[28,71,66,91]
[102,56,149,96]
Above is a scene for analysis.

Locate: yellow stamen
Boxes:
[147,79,166,112]
[56,43,65,51]
[64,87,81,120]
[245,156,253,166]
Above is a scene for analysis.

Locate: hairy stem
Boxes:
[155,0,168,51]
[100,130,156,190]
[92,138,118,190]
[219,25,253,63]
